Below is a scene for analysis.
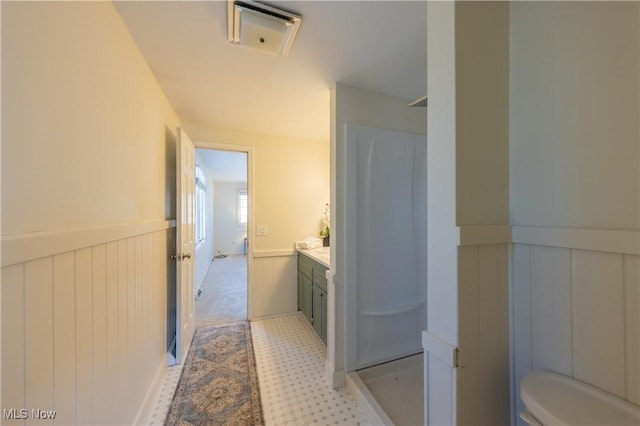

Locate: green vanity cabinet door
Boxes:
[298,270,313,322]
[298,252,328,343]
[312,284,327,343]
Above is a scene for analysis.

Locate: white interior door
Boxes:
[175,127,195,363]
[345,123,428,371]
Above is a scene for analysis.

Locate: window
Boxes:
[238,189,248,225]
[195,165,206,244]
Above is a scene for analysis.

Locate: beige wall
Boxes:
[2,2,180,424]
[510,1,639,230]
[2,2,180,236]
[185,124,330,252]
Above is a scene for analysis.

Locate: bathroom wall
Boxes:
[509,2,640,423]
[1,2,180,424]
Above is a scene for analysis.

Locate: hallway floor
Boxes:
[148,313,371,425]
[195,254,247,328]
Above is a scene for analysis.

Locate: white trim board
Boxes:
[512,226,639,255]
[422,331,457,368]
[457,225,512,246]
[456,225,639,255]
[252,249,296,258]
[1,220,175,267]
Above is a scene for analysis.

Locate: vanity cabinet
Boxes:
[297,253,328,343]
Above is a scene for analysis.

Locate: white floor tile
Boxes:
[251,313,372,426]
[146,363,184,425]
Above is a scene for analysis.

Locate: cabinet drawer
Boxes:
[313,268,327,292]
[298,254,314,278]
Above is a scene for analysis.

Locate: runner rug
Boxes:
[165,322,264,425]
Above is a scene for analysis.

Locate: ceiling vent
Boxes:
[227,0,302,56]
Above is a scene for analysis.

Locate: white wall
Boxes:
[332,83,426,386]
[509,2,640,424]
[1,2,180,423]
[213,182,247,256]
[510,2,639,229]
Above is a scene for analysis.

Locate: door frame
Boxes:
[194,140,255,320]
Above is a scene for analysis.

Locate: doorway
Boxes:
[193,148,249,328]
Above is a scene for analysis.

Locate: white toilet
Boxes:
[520,370,640,425]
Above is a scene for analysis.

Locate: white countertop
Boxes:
[298,246,331,268]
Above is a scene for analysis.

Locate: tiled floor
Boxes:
[147,362,183,425]
[251,313,371,426]
[149,313,372,425]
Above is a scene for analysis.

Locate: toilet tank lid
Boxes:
[520,371,640,426]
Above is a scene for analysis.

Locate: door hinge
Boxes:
[454,348,461,368]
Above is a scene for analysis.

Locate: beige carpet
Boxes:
[195,255,247,329]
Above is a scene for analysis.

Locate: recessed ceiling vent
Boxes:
[228,0,302,56]
[409,95,428,108]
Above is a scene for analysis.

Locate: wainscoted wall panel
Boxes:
[530,246,572,376]
[624,255,639,404]
[457,243,510,425]
[1,225,170,425]
[2,265,25,425]
[572,250,625,397]
[512,238,639,425]
[252,252,297,319]
[511,244,532,422]
[53,252,76,426]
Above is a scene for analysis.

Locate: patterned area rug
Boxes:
[165,322,264,425]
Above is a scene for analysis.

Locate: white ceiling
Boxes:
[114,1,427,142]
[196,149,247,182]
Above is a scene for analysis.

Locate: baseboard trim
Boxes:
[325,360,346,389]
[250,310,300,322]
[133,356,168,426]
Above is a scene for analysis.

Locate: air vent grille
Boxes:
[409,96,428,108]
